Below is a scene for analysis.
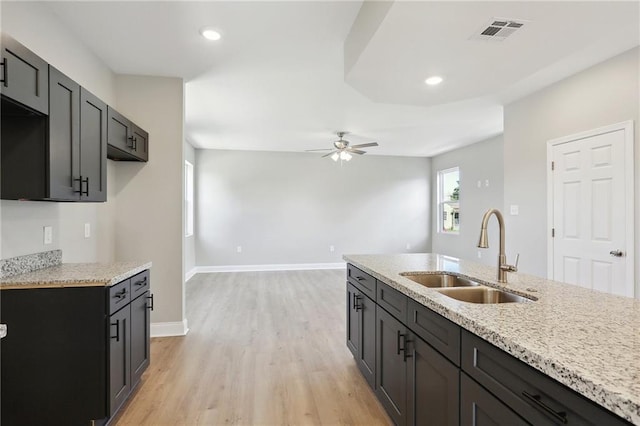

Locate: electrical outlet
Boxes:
[477,250,482,259]
[329,245,335,252]
[236,246,242,253]
[510,205,519,215]
[477,180,482,188]
[485,179,490,187]
[406,243,411,250]
[84,223,91,238]
[43,226,53,245]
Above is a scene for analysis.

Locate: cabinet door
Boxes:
[130,292,151,387]
[107,107,134,154]
[346,283,360,358]
[407,334,459,426]
[131,122,149,162]
[109,305,131,417]
[375,305,408,426]
[80,88,107,201]
[357,291,376,389]
[0,33,48,114]
[461,373,529,426]
[48,66,80,200]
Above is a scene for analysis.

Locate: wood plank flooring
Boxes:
[113,269,390,425]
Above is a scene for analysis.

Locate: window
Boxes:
[185,161,194,237]
[438,167,460,233]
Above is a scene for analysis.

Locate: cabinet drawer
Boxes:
[109,279,131,315]
[376,280,407,324]
[130,270,150,299]
[460,372,528,426]
[408,299,460,365]
[461,331,630,426]
[347,264,376,300]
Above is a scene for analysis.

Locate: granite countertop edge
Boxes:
[344,253,640,425]
[0,261,153,289]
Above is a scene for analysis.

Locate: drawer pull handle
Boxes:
[353,294,362,311]
[355,276,365,281]
[147,293,154,311]
[1,57,7,86]
[73,176,89,196]
[522,391,568,424]
[111,319,120,342]
[114,289,128,301]
[134,277,147,287]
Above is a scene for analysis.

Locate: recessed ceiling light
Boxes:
[200,27,221,41]
[425,76,443,86]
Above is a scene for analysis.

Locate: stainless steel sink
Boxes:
[435,286,532,304]
[400,272,480,288]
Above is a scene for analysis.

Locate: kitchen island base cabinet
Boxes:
[346,282,376,388]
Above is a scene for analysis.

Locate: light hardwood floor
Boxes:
[113,269,390,425]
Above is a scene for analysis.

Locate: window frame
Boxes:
[437,167,460,235]
[185,160,194,237]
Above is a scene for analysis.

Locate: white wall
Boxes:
[0,2,117,263]
[431,136,503,265]
[184,142,196,278]
[195,150,431,267]
[504,47,639,295]
[113,75,185,326]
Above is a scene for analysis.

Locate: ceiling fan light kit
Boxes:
[307,131,379,162]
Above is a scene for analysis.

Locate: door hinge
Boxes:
[551,161,555,171]
[551,228,555,238]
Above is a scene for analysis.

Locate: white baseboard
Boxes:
[151,318,189,338]
[193,262,346,273]
[185,268,197,282]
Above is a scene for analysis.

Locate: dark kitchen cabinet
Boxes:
[109,302,132,416]
[107,106,149,162]
[0,270,152,425]
[461,372,528,426]
[0,32,48,114]
[1,66,107,201]
[346,282,376,388]
[375,305,408,426]
[80,88,108,201]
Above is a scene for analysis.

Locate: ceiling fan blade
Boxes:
[321,150,338,158]
[349,142,378,149]
[347,149,366,155]
[305,148,333,152]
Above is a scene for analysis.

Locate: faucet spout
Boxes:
[478,209,516,283]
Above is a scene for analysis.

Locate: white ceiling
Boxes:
[47,1,639,157]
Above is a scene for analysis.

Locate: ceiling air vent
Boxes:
[470,18,527,42]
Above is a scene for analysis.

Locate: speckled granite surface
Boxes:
[0,261,152,289]
[0,250,62,278]
[344,253,640,424]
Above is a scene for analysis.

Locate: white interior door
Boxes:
[549,122,634,297]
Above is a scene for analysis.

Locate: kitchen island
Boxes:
[344,253,640,425]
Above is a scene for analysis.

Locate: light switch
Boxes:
[84,223,91,238]
[485,179,490,187]
[329,245,335,252]
[510,205,519,215]
[236,246,242,253]
[43,226,53,245]
[477,180,482,188]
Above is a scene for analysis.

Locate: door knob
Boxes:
[609,250,624,257]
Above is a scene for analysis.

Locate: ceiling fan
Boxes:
[306,131,379,161]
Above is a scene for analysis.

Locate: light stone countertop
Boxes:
[0,261,152,289]
[344,253,640,424]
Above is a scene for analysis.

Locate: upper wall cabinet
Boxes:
[0,33,48,115]
[107,107,149,162]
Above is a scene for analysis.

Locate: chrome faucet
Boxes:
[478,208,519,283]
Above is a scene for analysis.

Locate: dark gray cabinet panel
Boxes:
[461,372,529,426]
[80,88,107,201]
[49,65,80,200]
[346,283,360,358]
[347,264,376,300]
[408,299,460,365]
[375,305,408,426]
[109,304,131,416]
[347,282,376,388]
[377,280,408,324]
[407,334,459,426]
[107,106,149,162]
[461,331,631,426]
[0,33,48,114]
[131,291,151,387]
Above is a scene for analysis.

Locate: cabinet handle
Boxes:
[353,294,362,311]
[522,391,568,424]
[355,276,365,281]
[114,289,128,302]
[73,176,89,196]
[397,332,412,361]
[0,57,6,86]
[128,135,136,150]
[111,319,120,342]
[134,276,147,287]
[147,293,154,311]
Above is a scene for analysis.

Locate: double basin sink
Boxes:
[400,273,532,304]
